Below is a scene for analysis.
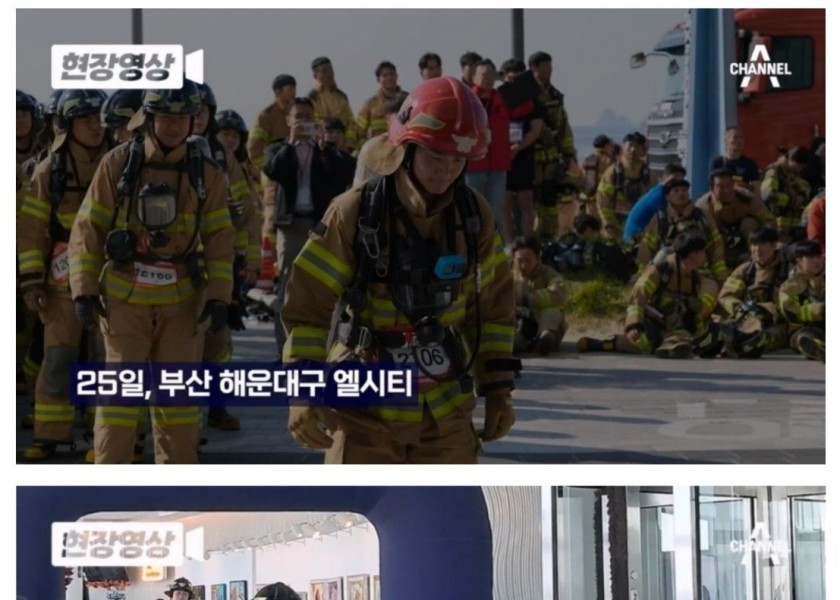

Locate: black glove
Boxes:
[199,300,229,333]
[227,301,246,331]
[74,295,105,329]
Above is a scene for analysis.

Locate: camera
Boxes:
[299,122,319,137]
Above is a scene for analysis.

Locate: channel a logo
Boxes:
[730,44,791,89]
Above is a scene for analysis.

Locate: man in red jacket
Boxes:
[466,59,511,229]
[806,192,825,255]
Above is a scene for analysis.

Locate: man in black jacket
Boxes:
[263,97,354,353]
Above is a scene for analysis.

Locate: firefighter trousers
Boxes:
[274,218,314,354]
[95,298,205,464]
[32,292,100,444]
[534,162,559,240]
[537,308,567,341]
[324,402,481,464]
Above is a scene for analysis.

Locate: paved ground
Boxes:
[17,321,825,464]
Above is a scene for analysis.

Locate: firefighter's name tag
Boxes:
[134,262,177,286]
[509,123,524,144]
[386,345,451,380]
[50,242,70,283]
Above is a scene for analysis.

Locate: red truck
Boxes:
[634,9,824,174]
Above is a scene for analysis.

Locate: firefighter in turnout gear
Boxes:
[597,132,652,241]
[17,89,44,168]
[68,81,236,463]
[247,74,296,171]
[529,52,577,240]
[579,134,613,225]
[18,90,59,405]
[18,89,110,460]
[193,81,245,431]
[512,236,568,356]
[307,57,357,152]
[247,75,296,266]
[356,61,404,145]
[101,89,144,145]
[199,107,264,431]
[215,108,262,281]
[635,178,729,285]
[578,230,721,359]
[760,147,812,241]
[20,89,66,181]
[42,89,66,144]
[778,240,825,362]
[282,76,519,463]
[718,226,789,357]
[695,168,776,269]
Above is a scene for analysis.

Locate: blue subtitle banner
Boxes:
[71,362,417,408]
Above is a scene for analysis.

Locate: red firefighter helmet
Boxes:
[389,76,488,160]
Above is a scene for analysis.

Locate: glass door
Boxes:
[555,486,606,599]
[790,495,825,600]
[640,492,676,600]
[696,491,756,600]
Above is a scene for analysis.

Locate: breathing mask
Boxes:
[137,182,177,248]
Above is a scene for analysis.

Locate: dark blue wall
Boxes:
[17,487,493,600]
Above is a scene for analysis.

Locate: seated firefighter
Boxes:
[578,229,721,359]
[694,167,776,269]
[717,226,789,358]
[512,236,567,355]
[779,239,825,362]
[544,214,636,283]
[635,177,729,285]
[596,131,652,241]
[760,146,812,242]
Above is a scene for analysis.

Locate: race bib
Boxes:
[386,344,452,389]
[49,242,70,283]
[509,123,524,144]
[133,262,177,287]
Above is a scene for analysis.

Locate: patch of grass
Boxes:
[565,274,629,319]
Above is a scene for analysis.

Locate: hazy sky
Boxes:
[17,8,684,128]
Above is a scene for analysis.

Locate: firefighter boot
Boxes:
[23,441,75,462]
[577,335,617,353]
[85,438,146,463]
[655,342,694,359]
[23,442,56,461]
[537,331,558,356]
[207,406,241,431]
[795,331,826,363]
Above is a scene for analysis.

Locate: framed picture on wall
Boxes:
[192,585,205,600]
[372,576,380,600]
[324,577,343,600]
[211,583,226,600]
[310,580,326,600]
[346,574,369,600]
[229,580,247,600]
